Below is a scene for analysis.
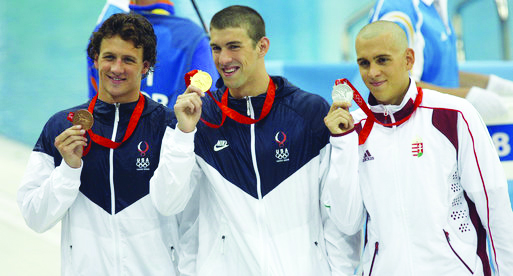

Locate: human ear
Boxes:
[257,37,270,57]
[142,61,150,75]
[93,55,99,69]
[405,48,415,70]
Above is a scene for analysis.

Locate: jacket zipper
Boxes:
[246,96,262,200]
[368,242,379,276]
[111,103,121,276]
[246,96,268,276]
[443,230,474,274]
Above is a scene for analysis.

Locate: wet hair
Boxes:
[87,13,157,70]
[210,5,266,46]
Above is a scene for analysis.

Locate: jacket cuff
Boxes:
[171,127,196,153]
[330,128,355,137]
[57,160,83,186]
[330,130,357,149]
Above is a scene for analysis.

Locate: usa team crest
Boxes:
[136,141,150,170]
[275,131,289,162]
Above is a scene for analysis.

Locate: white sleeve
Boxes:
[321,131,365,235]
[323,211,362,276]
[458,104,513,275]
[176,181,202,276]
[150,127,198,216]
[17,151,82,233]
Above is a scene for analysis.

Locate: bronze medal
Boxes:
[72,109,94,130]
[190,70,213,92]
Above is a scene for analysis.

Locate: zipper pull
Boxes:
[384,107,389,117]
[246,97,251,116]
[170,246,175,262]
[314,241,323,258]
[221,235,226,254]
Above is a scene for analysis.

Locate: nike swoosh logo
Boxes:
[214,144,229,151]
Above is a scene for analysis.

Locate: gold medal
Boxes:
[190,70,212,92]
[72,109,94,130]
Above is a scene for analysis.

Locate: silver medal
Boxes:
[331,81,354,103]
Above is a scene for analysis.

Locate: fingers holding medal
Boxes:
[325,78,355,134]
[176,70,211,133]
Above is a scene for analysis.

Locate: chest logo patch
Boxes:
[214,140,229,152]
[412,136,424,157]
[275,131,289,162]
[136,141,150,171]
[362,150,374,162]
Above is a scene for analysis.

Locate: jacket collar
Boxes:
[215,75,296,101]
[91,94,158,121]
[368,78,419,125]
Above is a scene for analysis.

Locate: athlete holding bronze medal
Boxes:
[150,5,361,275]
[18,13,182,275]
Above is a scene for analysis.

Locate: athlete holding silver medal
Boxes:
[324,79,355,135]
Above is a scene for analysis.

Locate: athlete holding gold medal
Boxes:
[150,5,361,275]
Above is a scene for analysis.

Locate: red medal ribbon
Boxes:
[343,79,423,145]
[82,93,145,156]
[185,70,275,128]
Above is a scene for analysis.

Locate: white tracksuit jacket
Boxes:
[150,76,361,276]
[18,97,183,276]
[327,80,513,275]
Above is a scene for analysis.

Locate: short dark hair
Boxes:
[210,5,266,46]
[87,13,157,70]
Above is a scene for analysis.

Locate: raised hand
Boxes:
[324,102,354,135]
[54,125,88,168]
[174,85,205,133]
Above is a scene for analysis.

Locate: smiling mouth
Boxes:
[370,80,386,87]
[108,75,125,82]
[222,66,239,77]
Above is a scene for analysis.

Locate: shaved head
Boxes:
[355,20,415,105]
[358,21,409,52]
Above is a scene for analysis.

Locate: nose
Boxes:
[368,62,381,78]
[217,49,232,65]
[111,58,124,74]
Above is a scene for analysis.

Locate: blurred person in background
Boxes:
[370,0,513,121]
[88,0,218,107]
[18,13,182,275]
[325,20,513,275]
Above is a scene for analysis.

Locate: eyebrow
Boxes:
[210,41,242,47]
[373,54,391,60]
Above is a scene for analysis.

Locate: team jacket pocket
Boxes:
[368,241,379,276]
[443,229,474,274]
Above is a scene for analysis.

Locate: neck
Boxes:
[228,68,270,99]
[98,90,140,104]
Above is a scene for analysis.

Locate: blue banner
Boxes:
[487,124,513,162]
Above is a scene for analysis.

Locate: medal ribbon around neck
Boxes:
[185,70,276,128]
[345,80,423,145]
[82,92,145,156]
